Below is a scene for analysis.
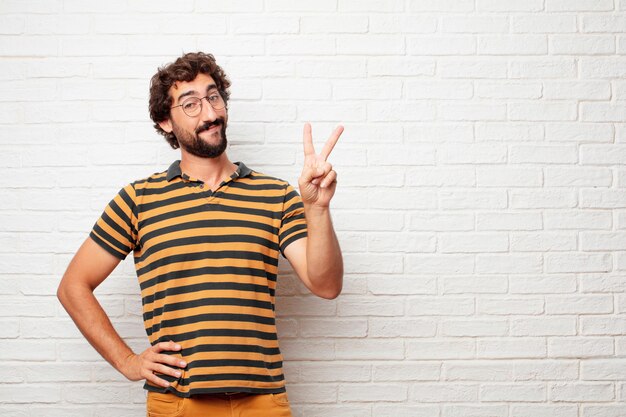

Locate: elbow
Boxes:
[313,274,343,300]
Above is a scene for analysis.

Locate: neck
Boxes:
[179,151,236,187]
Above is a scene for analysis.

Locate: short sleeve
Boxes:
[89,183,139,260]
[278,183,308,257]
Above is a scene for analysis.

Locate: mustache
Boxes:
[196,119,224,134]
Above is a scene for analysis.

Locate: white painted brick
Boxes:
[439,58,508,78]
[510,188,577,208]
[549,338,614,358]
[407,297,474,316]
[334,211,404,231]
[344,253,403,273]
[367,275,437,296]
[339,384,407,402]
[338,0,404,12]
[477,0,543,11]
[475,122,544,142]
[407,254,475,274]
[406,167,474,187]
[479,35,547,55]
[581,359,626,380]
[582,103,626,122]
[337,35,405,55]
[297,58,366,78]
[25,364,92,383]
[276,296,336,316]
[477,338,546,359]
[580,58,626,78]
[510,405,578,417]
[374,362,439,381]
[369,318,436,337]
[0,341,55,360]
[445,361,514,381]
[510,58,577,78]
[411,383,478,402]
[294,361,370,382]
[197,36,265,56]
[476,254,543,274]
[195,0,263,12]
[511,317,577,336]
[442,319,508,337]
[439,103,507,121]
[551,35,615,55]
[546,167,612,187]
[446,405,510,417]
[263,79,331,100]
[1,0,61,13]
[63,385,130,404]
[298,101,366,121]
[268,36,335,55]
[581,273,626,293]
[510,144,578,163]
[266,0,337,12]
[545,210,612,230]
[584,404,624,417]
[440,233,508,253]
[481,384,545,401]
[582,317,626,336]
[407,339,475,359]
[335,339,404,360]
[339,297,405,316]
[477,168,541,187]
[369,15,437,34]
[440,190,507,210]
[514,360,579,380]
[0,385,62,403]
[546,0,614,11]
[301,14,367,34]
[25,15,90,35]
[0,35,58,56]
[405,80,473,99]
[478,297,544,315]
[582,232,626,251]
[544,81,611,100]
[442,16,508,33]
[546,252,612,273]
[64,0,127,13]
[334,79,402,100]
[231,15,298,34]
[368,232,434,253]
[511,232,577,252]
[581,189,626,208]
[511,15,578,33]
[369,101,436,122]
[476,81,542,99]
[408,35,477,56]
[300,319,367,337]
[549,382,614,401]
[510,102,577,121]
[409,0,474,12]
[442,275,508,295]
[376,405,442,417]
[368,57,435,76]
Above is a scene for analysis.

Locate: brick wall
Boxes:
[1,1,626,416]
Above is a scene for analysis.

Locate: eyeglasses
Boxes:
[171,92,226,117]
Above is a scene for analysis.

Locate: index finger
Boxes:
[319,125,343,161]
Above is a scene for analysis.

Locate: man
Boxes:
[57,51,343,417]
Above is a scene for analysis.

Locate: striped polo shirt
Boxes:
[89,160,307,397]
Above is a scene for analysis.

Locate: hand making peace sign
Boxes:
[298,123,343,208]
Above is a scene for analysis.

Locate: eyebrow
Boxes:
[176,83,218,104]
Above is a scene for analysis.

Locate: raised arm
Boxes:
[284,123,344,299]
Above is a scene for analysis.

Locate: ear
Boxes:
[158,119,173,133]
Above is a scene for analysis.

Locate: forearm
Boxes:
[304,204,343,298]
[58,282,134,375]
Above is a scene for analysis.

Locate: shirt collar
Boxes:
[166,160,252,182]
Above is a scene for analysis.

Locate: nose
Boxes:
[199,96,218,122]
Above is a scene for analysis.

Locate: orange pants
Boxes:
[146,390,293,417]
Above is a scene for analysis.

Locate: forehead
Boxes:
[170,73,216,100]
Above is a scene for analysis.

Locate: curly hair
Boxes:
[149,52,232,149]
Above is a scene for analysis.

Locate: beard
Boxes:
[172,117,228,158]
